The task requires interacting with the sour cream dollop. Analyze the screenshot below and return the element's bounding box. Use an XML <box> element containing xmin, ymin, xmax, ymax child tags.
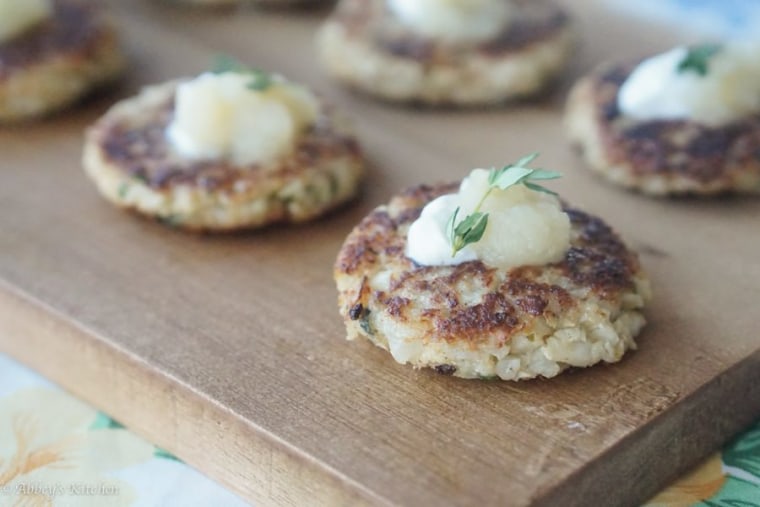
<box><xmin>406</xmin><ymin>169</ymin><xmax>571</xmax><ymax>270</ymax></box>
<box><xmin>618</xmin><ymin>43</ymin><xmax>760</xmax><ymax>126</ymax></box>
<box><xmin>386</xmin><ymin>0</ymin><xmax>513</xmax><ymax>44</ymax></box>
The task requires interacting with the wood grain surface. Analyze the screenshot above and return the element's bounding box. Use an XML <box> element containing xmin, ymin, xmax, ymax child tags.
<box><xmin>1</xmin><ymin>1</ymin><xmax>759</xmax><ymax>506</ymax></box>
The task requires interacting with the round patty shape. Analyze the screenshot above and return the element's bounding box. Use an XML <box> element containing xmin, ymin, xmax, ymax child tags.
<box><xmin>565</xmin><ymin>63</ymin><xmax>760</xmax><ymax>196</ymax></box>
<box><xmin>334</xmin><ymin>183</ymin><xmax>651</xmax><ymax>381</ymax></box>
<box><xmin>317</xmin><ymin>0</ymin><xmax>576</xmax><ymax>105</ymax></box>
<box><xmin>0</xmin><ymin>0</ymin><xmax>124</xmax><ymax>123</ymax></box>
<box><xmin>83</xmin><ymin>81</ymin><xmax>364</xmax><ymax>231</ymax></box>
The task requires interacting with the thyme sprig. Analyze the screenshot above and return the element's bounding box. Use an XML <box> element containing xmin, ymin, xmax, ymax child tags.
<box><xmin>677</xmin><ymin>43</ymin><xmax>722</xmax><ymax>77</ymax></box>
<box><xmin>211</xmin><ymin>55</ymin><xmax>273</xmax><ymax>91</ymax></box>
<box><xmin>447</xmin><ymin>153</ymin><xmax>562</xmax><ymax>257</ymax></box>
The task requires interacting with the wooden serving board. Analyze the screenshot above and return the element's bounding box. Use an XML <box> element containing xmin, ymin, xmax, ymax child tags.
<box><xmin>1</xmin><ymin>1</ymin><xmax>759</xmax><ymax>505</ymax></box>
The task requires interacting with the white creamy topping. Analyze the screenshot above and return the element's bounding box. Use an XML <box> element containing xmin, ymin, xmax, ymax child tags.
<box><xmin>0</xmin><ymin>0</ymin><xmax>52</xmax><ymax>44</ymax></box>
<box><xmin>166</xmin><ymin>72</ymin><xmax>319</xmax><ymax>167</ymax></box>
<box><xmin>618</xmin><ymin>43</ymin><xmax>760</xmax><ymax>126</ymax></box>
<box><xmin>406</xmin><ymin>194</ymin><xmax>479</xmax><ymax>266</ymax></box>
<box><xmin>406</xmin><ymin>169</ymin><xmax>571</xmax><ymax>270</ymax></box>
<box><xmin>386</xmin><ymin>0</ymin><xmax>512</xmax><ymax>44</ymax></box>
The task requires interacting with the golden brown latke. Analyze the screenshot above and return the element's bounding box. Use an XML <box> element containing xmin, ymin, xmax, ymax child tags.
<box><xmin>318</xmin><ymin>0</ymin><xmax>576</xmax><ymax>105</ymax></box>
<box><xmin>0</xmin><ymin>0</ymin><xmax>124</xmax><ymax>122</ymax></box>
<box><xmin>334</xmin><ymin>183</ymin><xmax>650</xmax><ymax>381</ymax></box>
<box><xmin>566</xmin><ymin>63</ymin><xmax>760</xmax><ymax>196</ymax></box>
<box><xmin>83</xmin><ymin>81</ymin><xmax>364</xmax><ymax>231</ymax></box>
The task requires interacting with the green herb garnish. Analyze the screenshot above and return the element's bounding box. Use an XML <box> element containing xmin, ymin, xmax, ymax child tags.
<box><xmin>677</xmin><ymin>43</ymin><xmax>722</xmax><ymax>77</ymax></box>
<box><xmin>447</xmin><ymin>153</ymin><xmax>562</xmax><ymax>257</ymax></box>
<box><xmin>211</xmin><ymin>55</ymin><xmax>273</xmax><ymax>91</ymax></box>
<box><xmin>117</xmin><ymin>182</ymin><xmax>129</xmax><ymax>199</ymax></box>
<box><xmin>359</xmin><ymin>309</ymin><xmax>374</xmax><ymax>336</ymax></box>
<box><xmin>158</xmin><ymin>213</ymin><xmax>183</xmax><ymax>228</ymax></box>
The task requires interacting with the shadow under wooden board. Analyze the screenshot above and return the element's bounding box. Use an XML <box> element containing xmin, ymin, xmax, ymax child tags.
<box><xmin>1</xmin><ymin>1</ymin><xmax>759</xmax><ymax>506</ymax></box>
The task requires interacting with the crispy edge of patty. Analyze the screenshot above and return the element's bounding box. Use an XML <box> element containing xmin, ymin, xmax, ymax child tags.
<box><xmin>83</xmin><ymin>80</ymin><xmax>364</xmax><ymax>231</ymax></box>
<box><xmin>317</xmin><ymin>0</ymin><xmax>576</xmax><ymax>105</ymax></box>
<box><xmin>334</xmin><ymin>182</ymin><xmax>651</xmax><ymax>380</ymax></box>
<box><xmin>565</xmin><ymin>64</ymin><xmax>760</xmax><ymax>196</ymax></box>
<box><xmin>0</xmin><ymin>0</ymin><xmax>125</xmax><ymax>123</ymax></box>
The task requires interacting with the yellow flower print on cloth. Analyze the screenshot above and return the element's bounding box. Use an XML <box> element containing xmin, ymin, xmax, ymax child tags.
<box><xmin>0</xmin><ymin>388</ymin><xmax>155</xmax><ymax>506</ymax></box>
<box><xmin>646</xmin><ymin>453</ymin><xmax>726</xmax><ymax>507</ymax></box>
<box><xmin>645</xmin><ymin>421</ymin><xmax>760</xmax><ymax>506</ymax></box>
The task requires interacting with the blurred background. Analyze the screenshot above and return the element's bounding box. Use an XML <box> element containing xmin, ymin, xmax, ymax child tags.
<box><xmin>608</xmin><ymin>0</ymin><xmax>760</xmax><ymax>39</ymax></box>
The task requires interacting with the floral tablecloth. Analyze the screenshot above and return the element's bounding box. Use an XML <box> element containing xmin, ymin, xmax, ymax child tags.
<box><xmin>0</xmin><ymin>354</ymin><xmax>248</xmax><ymax>507</ymax></box>
<box><xmin>0</xmin><ymin>353</ymin><xmax>758</xmax><ymax>506</ymax></box>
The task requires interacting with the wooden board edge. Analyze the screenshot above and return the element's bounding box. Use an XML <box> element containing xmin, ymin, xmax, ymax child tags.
<box><xmin>533</xmin><ymin>350</ymin><xmax>760</xmax><ymax>507</ymax></box>
<box><xmin>0</xmin><ymin>281</ymin><xmax>387</xmax><ymax>507</ymax></box>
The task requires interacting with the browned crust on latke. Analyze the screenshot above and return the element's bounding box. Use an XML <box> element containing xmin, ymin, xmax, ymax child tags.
<box><xmin>335</xmin><ymin>182</ymin><xmax>642</xmax><ymax>345</ymax></box>
<box><xmin>87</xmin><ymin>89</ymin><xmax>362</xmax><ymax>193</ymax></box>
<box><xmin>585</xmin><ymin>63</ymin><xmax>760</xmax><ymax>185</ymax></box>
<box><xmin>331</xmin><ymin>0</ymin><xmax>569</xmax><ymax>63</ymax></box>
<box><xmin>0</xmin><ymin>0</ymin><xmax>111</xmax><ymax>79</ymax></box>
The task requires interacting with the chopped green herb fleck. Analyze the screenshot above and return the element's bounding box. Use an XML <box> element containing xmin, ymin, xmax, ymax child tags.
<box><xmin>677</xmin><ymin>43</ymin><xmax>722</xmax><ymax>77</ymax></box>
<box><xmin>359</xmin><ymin>310</ymin><xmax>374</xmax><ymax>336</ymax></box>
<box><xmin>211</xmin><ymin>55</ymin><xmax>273</xmax><ymax>92</ymax></box>
<box><xmin>158</xmin><ymin>214</ymin><xmax>183</xmax><ymax>227</ymax></box>
<box><xmin>327</xmin><ymin>173</ymin><xmax>340</xmax><ymax>198</ymax></box>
